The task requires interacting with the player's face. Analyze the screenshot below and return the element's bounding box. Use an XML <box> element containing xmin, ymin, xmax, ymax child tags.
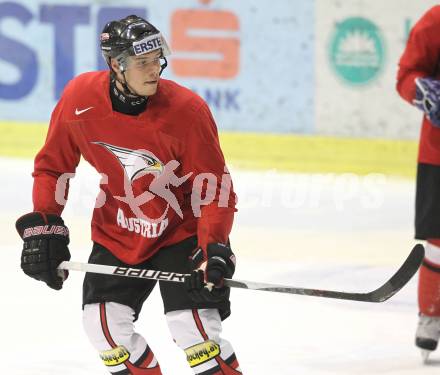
<box><xmin>126</xmin><ymin>50</ymin><xmax>162</xmax><ymax>96</ymax></box>
<box><xmin>120</xmin><ymin>50</ymin><xmax>163</xmax><ymax>96</ymax></box>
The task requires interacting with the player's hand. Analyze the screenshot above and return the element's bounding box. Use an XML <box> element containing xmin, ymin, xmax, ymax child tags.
<box><xmin>185</xmin><ymin>243</ymin><xmax>236</xmax><ymax>303</ymax></box>
<box><xmin>16</xmin><ymin>212</ymin><xmax>71</xmax><ymax>290</ymax></box>
<box><xmin>414</xmin><ymin>77</ymin><xmax>440</xmax><ymax>127</ymax></box>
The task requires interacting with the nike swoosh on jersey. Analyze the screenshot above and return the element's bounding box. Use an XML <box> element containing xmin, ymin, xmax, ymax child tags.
<box><xmin>75</xmin><ymin>106</ymin><xmax>94</xmax><ymax>115</ymax></box>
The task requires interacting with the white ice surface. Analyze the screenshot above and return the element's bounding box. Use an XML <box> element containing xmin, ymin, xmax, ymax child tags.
<box><xmin>1</xmin><ymin>157</ymin><xmax>438</xmax><ymax>374</ymax></box>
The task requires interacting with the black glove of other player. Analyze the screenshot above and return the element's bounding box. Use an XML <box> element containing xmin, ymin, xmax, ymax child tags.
<box><xmin>16</xmin><ymin>212</ymin><xmax>71</xmax><ymax>290</ymax></box>
<box><xmin>185</xmin><ymin>242</ymin><xmax>236</xmax><ymax>303</ymax></box>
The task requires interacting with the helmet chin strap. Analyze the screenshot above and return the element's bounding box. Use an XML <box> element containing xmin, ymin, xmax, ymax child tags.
<box><xmin>119</xmin><ymin>71</ymin><xmax>145</xmax><ymax>98</ymax></box>
<box><xmin>159</xmin><ymin>57</ymin><xmax>168</xmax><ymax>76</ymax></box>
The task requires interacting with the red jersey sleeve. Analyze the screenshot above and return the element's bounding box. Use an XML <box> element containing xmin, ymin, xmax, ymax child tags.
<box><xmin>181</xmin><ymin>102</ymin><xmax>237</xmax><ymax>251</ymax></box>
<box><xmin>32</xmin><ymin>96</ymin><xmax>81</xmax><ymax>215</ymax></box>
<box><xmin>397</xmin><ymin>6</ymin><xmax>440</xmax><ymax>103</ymax></box>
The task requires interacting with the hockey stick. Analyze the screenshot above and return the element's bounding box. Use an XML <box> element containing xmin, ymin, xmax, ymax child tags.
<box><xmin>58</xmin><ymin>244</ymin><xmax>424</xmax><ymax>303</ymax></box>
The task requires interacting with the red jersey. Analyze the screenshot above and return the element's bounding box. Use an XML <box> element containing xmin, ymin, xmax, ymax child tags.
<box><xmin>33</xmin><ymin>71</ymin><xmax>236</xmax><ymax>264</ymax></box>
<box><xmin>397</xmin><ymin>5</ymin><xmax>440</xmax><ymax>165</ymax></box>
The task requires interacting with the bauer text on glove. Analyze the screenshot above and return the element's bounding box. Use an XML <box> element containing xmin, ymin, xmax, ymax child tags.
<box><xmin>16</xmin><ymin>212</ymin><xmax>71</xmax><ymax>290</ymax></box>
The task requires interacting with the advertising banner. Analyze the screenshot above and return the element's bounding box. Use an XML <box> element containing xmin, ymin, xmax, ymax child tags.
<box><xmin>315</xmin><ymin>0</ymin><xmax>439</xmax><ymax>139</ymax></box>
<box><xmin>0</xmin><ymin>0</ymin><xmax>314</xmax><ymax>133</ymax></box>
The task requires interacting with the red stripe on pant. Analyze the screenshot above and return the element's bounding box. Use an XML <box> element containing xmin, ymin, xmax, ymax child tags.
<box><xmin>418</xmin><ymin>259</ymin><xmax>440</xmax><ymax>316</ymax></box>
<box><xmin>419</xmin><ymin>240</ymin><xmax>440</xmax><ymax>316</ymax></box>
<box><xmin>99</xmin><ymin>303</ymin><xmax>162</xmax><ymax>374</ymax></box>
<box><xmin>192</xmin><ymin>309</ymin><xmax>242</xmax><ymax>374</ymax></box>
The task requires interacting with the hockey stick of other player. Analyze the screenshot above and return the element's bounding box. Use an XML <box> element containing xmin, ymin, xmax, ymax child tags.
<box><xmin>58</xmin><ymin>244</ymin><xmax>424</xmax><ymax>303</ymax></box>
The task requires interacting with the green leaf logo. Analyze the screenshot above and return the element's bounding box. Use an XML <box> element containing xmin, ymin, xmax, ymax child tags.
<box><xmin>329</xmin><ymin>17</ymin><xmax>386</xmax><ymax>86</ymax></box>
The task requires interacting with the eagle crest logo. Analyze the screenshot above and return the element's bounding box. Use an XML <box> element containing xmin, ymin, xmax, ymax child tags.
<box><xmin>92</xmin><ymin>141</ymin><xmax>190</xmax><ymax>222</ymax></box>
<box><xmin>93</xmin><ymin>142</ymin><xmax>164</xmax><ymax>182</ymax></box>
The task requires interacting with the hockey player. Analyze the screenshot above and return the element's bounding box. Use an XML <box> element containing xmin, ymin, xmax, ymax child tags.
<box><xmin>397</xmin><ymin>5</ymin><xmax>440</xmax><ymax>362</ymax></box>
<box><xmin>15</xmin><ymin>15</ymin><xmax>243</xmax><ymax>374</ymax></box>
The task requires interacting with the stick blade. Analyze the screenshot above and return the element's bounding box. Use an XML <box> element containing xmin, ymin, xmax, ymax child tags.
<box><xmin>225</xmin><ymin>244</ymin><xmax>425</xmax><ymax>303</ymax></box>
<box><xmin>367</xmin><ymin>244</ymin><xmax>425</xmax><ymax>302</ymax></box>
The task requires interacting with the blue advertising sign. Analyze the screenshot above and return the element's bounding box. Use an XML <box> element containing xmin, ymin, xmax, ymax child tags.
<box><xmin>0</xmin><ymin>0</ymin><xmax>314</xmax><ymax>133</ymax></box>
